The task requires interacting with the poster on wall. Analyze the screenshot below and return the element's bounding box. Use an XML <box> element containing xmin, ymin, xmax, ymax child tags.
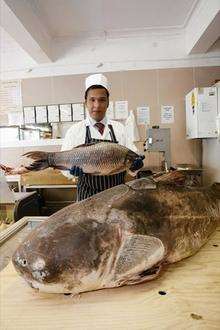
<box><xmin>137</xmin><ymin>106</ymin><xmax>150</xmax><ymax>125</ymax></box>
<box><xmin>114</xmin><ymin>101</ymin><xmax>128</xmax><ymax>119</ymax></box>
<box><xmin>48</xmin><ymin>105</ymin><xmax>60</xmax><ymax>122</ymax></box>
<box><xmin>35</xmin><ymin>105</ymin><xmax>48</xmax><ymax>123</ymax></box>
<box><xmin>161</xmin><ymin>105</ymin><xmax>174</xmax><ymax>124</ymax></box>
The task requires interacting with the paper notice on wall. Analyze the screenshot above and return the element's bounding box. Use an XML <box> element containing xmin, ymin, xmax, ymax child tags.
<box><xmin>161</xmin><ymin>106</ymin><xmax>174</xmax><ymax>124</ymax></box>
<box><xmin>107</xmin><ymin>101</ymin><xmax>114</xmax><ymax>119</ymax></box>
<box><xmin>24</xmin><ymin>106</ymin><xmax>35</xmax><ymax>124</ymax></box>
<box><xmin>137</xmin><ymin>106</ymin><xmax>150</xmax><ymax>125</ymax></box>
<box><xmin>35</xmin><ymin>105</ymin><xmax>47</xmax><ymax>123</ymax></box>
<box><xmin>115</xmin><ymin>101</ymin><xmax>128</xmax><ymax>119</ymax></box>
<box><xmin>60</xmin><ymin>104</ymin><xmax>72</xmax><ymax>122</ymax></box>
<box><xmin>0</xmin><ymin>80</ymin><xmax>22</xmax><ymax>114</ymax></box>
<box><xmin>48</xmin><ymin>105</ymin><xmax>60</xmax><ymax>122</ymax></box>
<box><xmin>72</xmin><ymin>103</ymin><xmax>85</xmax><ymax>121</ymax></box>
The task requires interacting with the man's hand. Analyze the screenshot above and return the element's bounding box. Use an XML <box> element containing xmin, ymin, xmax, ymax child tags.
<box><xmin>0</xmin><ymin>163</ymin><xmax>29</xmax><ymax>175</ymax></box>
<box><xmin>129</xmin><ymin>155</ymin><xmax>145</xmax><ymax>172</ymax></box>
<box><xmin>69</xmin><ymin>166</ymin><xmax>83</xmax><ymax>177</ymax></box>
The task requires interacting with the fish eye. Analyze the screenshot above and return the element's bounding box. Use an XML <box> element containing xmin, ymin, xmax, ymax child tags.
<box><xmin>21</xmin><ymin>259</ymin><xmax>27</xmax><ymax>267</ymax></box>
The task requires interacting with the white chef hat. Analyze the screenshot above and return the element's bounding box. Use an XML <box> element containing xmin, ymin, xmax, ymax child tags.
<box><xmin>85</xmin><ymin>73</ymin><xmax>110</xmax><ymax>92</ymax></box>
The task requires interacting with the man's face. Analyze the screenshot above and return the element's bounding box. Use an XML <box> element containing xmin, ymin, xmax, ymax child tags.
<box><xmin>85</xmin><ymin>88</ymin><xmax>109</xmax><ymax>122</ymax></box>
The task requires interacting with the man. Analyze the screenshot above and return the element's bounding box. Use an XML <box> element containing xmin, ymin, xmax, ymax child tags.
<box><xmin>61</xmin><ymin>73</ymin><xmax>143</xmax><ymax>201</ymax></box>
<box><xmin>0</xmin><ymin>74</ymin><xmax>144</xmax><ymax>200</ymax></box>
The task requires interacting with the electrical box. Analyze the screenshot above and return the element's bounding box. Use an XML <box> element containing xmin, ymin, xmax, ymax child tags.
<box><xmin>185</xmin><ymin>87</ymin><xmax>218</xmax><ymax>139</ymax></box>
<box><xmin>144</xmin><ymin>128</ymin><xmax>171</xmax><ymax>169</ymax></box>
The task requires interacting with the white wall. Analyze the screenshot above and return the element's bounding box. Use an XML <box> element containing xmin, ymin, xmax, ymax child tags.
<box><xmin>202</xmin><ymin>138</ymin><xmax>220</xmax><ymax>184</ymax></box>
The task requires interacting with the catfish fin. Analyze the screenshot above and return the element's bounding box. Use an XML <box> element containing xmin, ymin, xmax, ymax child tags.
<box><xmin>113</xmin><ymin>235</ymin><xmax>165</xmax><ymax>285</ymax></box>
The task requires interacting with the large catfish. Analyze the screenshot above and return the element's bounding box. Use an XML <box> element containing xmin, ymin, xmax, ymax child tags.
<box><xmin>12</xmin><ymin>179</ymin><xmax>220</xmax><ymax>295</ymax></box>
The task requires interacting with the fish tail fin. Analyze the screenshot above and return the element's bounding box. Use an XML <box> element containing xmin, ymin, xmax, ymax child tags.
<box><xmin>23</xmin><ymin>151</ymin><xmax>50</xmax><ymax>171</ymax></box>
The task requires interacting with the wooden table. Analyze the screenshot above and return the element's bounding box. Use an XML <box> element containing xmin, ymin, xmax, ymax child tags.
<box><xmin>0</xmin><ymin>227</ymin><xmax>220</xmax><ymax>330</ymax></box>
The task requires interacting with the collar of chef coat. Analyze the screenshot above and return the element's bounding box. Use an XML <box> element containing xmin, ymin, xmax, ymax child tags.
<box><xmin>85</xmin><ymin>115</ymin><xmax>111</xmax><ymax>139</ymax></box>
<box><xmin>85</xmin><ymin>115</ymin><xmax>107</xmax><ymax>127</ymax></box>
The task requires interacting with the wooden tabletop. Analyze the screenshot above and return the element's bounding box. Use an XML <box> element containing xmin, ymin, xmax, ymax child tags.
<box><xmin>0</xmin><ymin>228</ymin><xmax>220</xmax><ymax>330</ymax></box>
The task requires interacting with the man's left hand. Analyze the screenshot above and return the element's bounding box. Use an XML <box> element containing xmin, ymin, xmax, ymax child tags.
<box><xmin>129</xmin><ymin>155</ymin><xmax>145</xmax><ymax>172</ymax></box>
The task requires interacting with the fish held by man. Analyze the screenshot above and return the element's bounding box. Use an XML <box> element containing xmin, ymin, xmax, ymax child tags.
<box><xmin>3</xmin><ymin>142</ymin><xmax>144</xmax><ymax>176</ymax></box>
<box><xmin>12</xmin><ymin>178</ymin><xmax>220</xmax><ymax>295</ymax></box>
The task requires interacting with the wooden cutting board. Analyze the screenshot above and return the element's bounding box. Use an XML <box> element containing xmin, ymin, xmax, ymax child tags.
<box><xmin>1</xmin><ymin>229</ymin><xmax>220</xmax><ymax>330</ymax></box>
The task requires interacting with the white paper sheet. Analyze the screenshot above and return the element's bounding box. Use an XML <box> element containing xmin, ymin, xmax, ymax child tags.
<box><xmin>161</xmin><ymin>105</ymin><xmax>174</xmax><ymax>124</ymax></box>
<box><xmin>115</xmin><ymin>101</ymin><xmax>128</xmax><ymax>119</ymax></box>
<box><xmin>107</xmin><ymin>101</ymin><xmax>114</xmax><ymax>119</ymax></box>
<box><xmin>0</xmin><ymin>80</ymin><xmax>22</xmax><ymax>114</ymax></box>
<box><xmin>72</xmin><ymin>103</ymin><xmax>85</xmax><ymax>121</ymax></box>
<box><xmin>35</xmin><ymin>106</ymin><xmax>48</xmax><ymax>123</ymax></box>
<box><xmin>60</xmin><ymin>104</ymin><xmax>72</xmax><ymax>122</ymax></box>
<box><xmin>23</xmin><ymin>106</ymin><xmax>35</xmax><ymax>124</ymax></box>
<box><xmin>137</xmin><ymin>106</ymin><xmax>150</xmax><ymax>125</ymax></box>
<box><xmin>48</xmin><ymin>105</ymin><xmax>60</xmax><ymax>122</ymax></box>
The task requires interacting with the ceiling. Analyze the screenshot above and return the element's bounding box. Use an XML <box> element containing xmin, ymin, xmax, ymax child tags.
<box><xmin>29</xmin><ymin>0</ymin><xmax>197</xmax><ymax>37</ymax></box>
<box><xmin>0</xmin><ymin>0</ymin><xmax>219</xmax><ymax>79</ymax></box>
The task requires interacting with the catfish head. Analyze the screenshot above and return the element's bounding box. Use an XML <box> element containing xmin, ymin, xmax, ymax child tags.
<box><xmin>12</xmin><ymin>217</ymin><xmax>165</xmax><ymax>295</ymax></box>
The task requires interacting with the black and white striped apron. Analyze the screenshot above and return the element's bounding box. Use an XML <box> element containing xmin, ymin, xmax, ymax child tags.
<box><xmin>77</xmin><ymin>124</ymin><xmax>126</xmax><ymax>201</ymax></box>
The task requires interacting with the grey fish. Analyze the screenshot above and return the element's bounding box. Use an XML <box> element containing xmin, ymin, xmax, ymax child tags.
<box><xmin>23</xmin><ymin>141</ymin><xmax>142</xmax><ymax>175</ymax></box>
<box><xmin>12</xmin><ymin>179</ymin><xmax>220</xmax><ymax>295</ymax></box>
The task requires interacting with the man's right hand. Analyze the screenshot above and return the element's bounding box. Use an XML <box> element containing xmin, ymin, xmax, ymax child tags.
<box><xmin>0</xmin><ymin>163</ymin><xmax>29</xmax><ymax>175</ymax></box>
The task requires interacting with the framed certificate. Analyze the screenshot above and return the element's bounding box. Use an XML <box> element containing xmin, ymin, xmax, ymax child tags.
<box><xmin>23</xmin><ymin>106</ymin><xmax>35</xmax><ymax>124</ymax></box>
<box><xmin>60</xmin><ymin>104</ymin><xmax>72</xmax><ymax>122</ymax></box>
<box><xmin>35</xmin><ymin>105</ymin><xmax>48</xmax><ymax>123</ymax></box>
<box><xmin>48</xmin><ymin>105</ymin><xmax>60</xmax><ymax>122</ymax></box>
<box><xmin>72</xmin><ymin>103</ymin><xmax>85</xmax><ymax>121</ymax></box>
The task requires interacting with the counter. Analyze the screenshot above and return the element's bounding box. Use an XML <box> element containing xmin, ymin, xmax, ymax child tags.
<box><xmin>0</xmin><ymin>139</ymin><xmax>64</xmax><ymax>148</ymax></box>
<box><xmin>0</xmin><ymin>217</ymin><xmax>220</xmax><ymax>329</ymax></box>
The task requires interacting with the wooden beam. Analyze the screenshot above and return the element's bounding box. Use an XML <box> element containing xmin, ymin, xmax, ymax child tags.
<box><xmin>0</xmin><ymin>0</ymin><xmax>53</xmax><ymax>63</ymax></box>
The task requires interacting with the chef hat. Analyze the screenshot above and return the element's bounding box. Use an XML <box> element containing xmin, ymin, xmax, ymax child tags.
<box><xmin>85</xmin><ymin>73</ymin><xmax>110</xmax><ymax>92</ymax></box>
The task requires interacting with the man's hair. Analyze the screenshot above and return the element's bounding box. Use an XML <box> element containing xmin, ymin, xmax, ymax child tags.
<box><xmin>85</xmin><ymin>85</ymin><xmax>109</xmax><ymax>100</ymax></box>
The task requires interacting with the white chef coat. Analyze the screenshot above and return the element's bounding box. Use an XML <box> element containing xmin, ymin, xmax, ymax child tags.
<box><xmin>61</xmin><ymin>116</ymin><xmax>135</xmax><ymax>178</ymax></box>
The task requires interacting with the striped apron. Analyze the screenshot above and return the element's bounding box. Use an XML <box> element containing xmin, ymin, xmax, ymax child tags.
<box><xmin>77</xmin><ymin>124</ymin><xmax>126</xmax><ymax>201</ymax></box>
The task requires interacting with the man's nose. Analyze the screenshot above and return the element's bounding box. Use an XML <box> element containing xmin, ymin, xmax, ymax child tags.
<box><xmin>93</xmin><ymin>100</ymin><xmax>100</xmax><ymax>108</ymax></box>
